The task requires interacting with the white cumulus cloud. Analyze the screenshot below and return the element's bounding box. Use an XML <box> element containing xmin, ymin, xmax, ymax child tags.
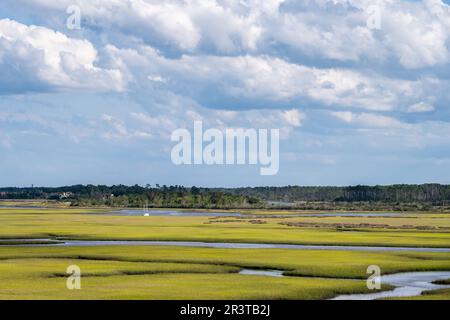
<box><xmin>0</xmin><ymin>19</ymin><xmax>125</xmax><ymax>94</ymax></box>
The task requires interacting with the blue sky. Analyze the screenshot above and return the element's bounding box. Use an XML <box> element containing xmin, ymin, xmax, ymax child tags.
<box><xmin>1</xmin><ymin>0</ymin><xmax>450</xmax><ymax>187</ymax></box>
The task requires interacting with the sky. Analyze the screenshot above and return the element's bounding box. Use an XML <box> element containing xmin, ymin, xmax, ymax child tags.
<box><xmin>1</xmin><ymin>0</ymin><xmax>450</xmax><ymax>187</ymax></box>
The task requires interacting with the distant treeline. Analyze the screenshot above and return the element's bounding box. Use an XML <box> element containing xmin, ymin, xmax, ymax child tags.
<box><xmin>0</xmin><ymin>185</ymin><xmax>262</xmax><ymax>209</ymax></box>
<box><xmin>216</xmin><ymin>184</ymin><xmax>450</xmax><ymax>203</ymax></box>
<box><xmin>1</xmin><ymin>184</ymin><xmax>450</xmax><ymax>209</ymax></box>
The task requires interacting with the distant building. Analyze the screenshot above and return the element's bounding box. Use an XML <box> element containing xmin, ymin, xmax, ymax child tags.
<box><xmin>102</xmin><ymin>194</ymin><xmax>115</xmax><ymax>200</ymax></box>
<box><xmin>59</xmin><ymin>192</ymin><xmax>73</xmax><ymax>199</ymax></box>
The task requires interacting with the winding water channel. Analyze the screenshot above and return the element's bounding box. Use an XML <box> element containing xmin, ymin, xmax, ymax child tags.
<box><xmin>2</xmin><ymin>207</ymin><xmax>449</xmax><ymax>299</ymax></box>
<box><xmin>238</xmin><ymin>269</ymin><xmax>450</xmax><ymax>300</ymax></box>
<box><xmin>3</xmin><ymin>239</ymin><xmax>450</xmax><ymax>252</ymax></box>
<box><xmin>2</xmin><ymin>238</ymin><xmax>450</xmax><ymax>299</ymax></box>
<box><xmin>237</xmin><ymin>269</ymin><xmax>450</xmax><ymax>299</ymax></box>
<box><xmin>332</xmin><ymin>271</ymin><xmax>450</xmax><ymax>300</ymax></box>
<box><xmin>106</xmin><ymin>209</ymin><xmax>403</xmax><ymax>218</ymax></box>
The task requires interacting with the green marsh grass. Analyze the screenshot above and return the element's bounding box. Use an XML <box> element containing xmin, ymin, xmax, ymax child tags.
<box><xmin>0</xmin><ymin>208</ymin><xmax>449</xmax><ymax>299</ymax></box>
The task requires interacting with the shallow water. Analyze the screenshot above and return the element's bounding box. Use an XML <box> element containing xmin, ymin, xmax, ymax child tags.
<box><xmin>239</xmin><ymin>269</ymin><xmax>284</xmax><ymax>277</ymax></box>
<box><xmin>0</xmin><ymin>238</ymin><xmax>53</xmax><ymax>242</ymax></box>
<box><xmin>5</xmin><ymin>239</ymin><xmax>450</xmax><ymax>252</ymax></box>
<box><xmin>0</xmin><ymin>206</ymin><xmax>47</xmax><ymax>209</ymax></box>
<box><xmin>0</xmin><ymin>206</ymin><xmax>405</xmax><ymax>218</ymax></box>
<box><xmin>108</xmin><ymin>209</ymin><xmax>242</xmax><ymax>217</ymax></box>
<box><xmin>332</xmin><ymin>271</ymin><xmax>450</xmax><ymax>300</ymax></box>
<box><xmin>104</xmin><ymin>209</ymin><xmax>402</xmax><ymax>218</ymax></box>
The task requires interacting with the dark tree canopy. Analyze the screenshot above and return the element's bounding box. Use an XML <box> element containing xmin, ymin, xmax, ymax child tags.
<box><xmin>1</xmin><ymin>184</ymin><xmax>449</xmax><ymax>210</ymax></box>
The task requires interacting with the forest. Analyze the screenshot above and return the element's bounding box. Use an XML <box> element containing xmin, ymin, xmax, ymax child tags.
<box><xmin>1</xmin><ymin>184</ymin><xmax>450</xmax><ymax>210</ymax></box>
